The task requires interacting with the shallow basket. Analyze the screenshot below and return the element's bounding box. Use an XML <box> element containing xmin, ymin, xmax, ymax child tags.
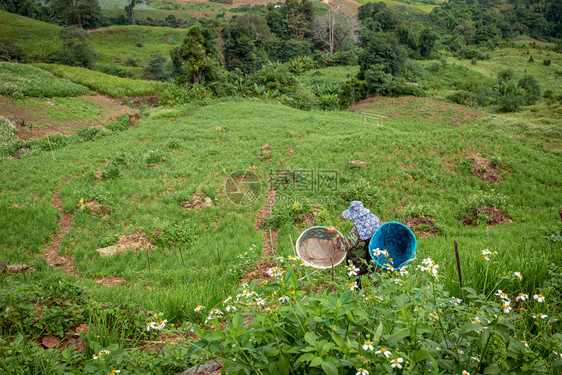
<box><xmin>296</xmin><ymin>226</ymin><xmax>346</xmax><ymax>269</ymax></box>
<box><xmin>368</xmin><ymin>221</ymin><xmax>417</xmax><ymax>271</ymax></box>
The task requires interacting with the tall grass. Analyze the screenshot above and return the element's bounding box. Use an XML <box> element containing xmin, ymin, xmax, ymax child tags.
<box><xmin>34</xmin><ymin>63</ymin><xmax>170</xmax><ymax>97</ymax></box>
<box><xmin>0</xmin><ymin>62</ymin><xmax>90</xmax><ymax>98</ymax></box>
<box><xmin>1</xmin><ymin>99</ymin><xmax>560</xmax><ymax>321</ymax></box>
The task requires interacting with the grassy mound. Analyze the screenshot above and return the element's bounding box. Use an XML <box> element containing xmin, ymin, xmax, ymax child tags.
<box><xmin>34</xmin><ymin>63</ymin><xmax>170</xmax><ymax>98</ymax></box>
<box><xmin>0</xmin><ymin>62</ymin><xmax>90</xmax><ymax>98</ymax></box>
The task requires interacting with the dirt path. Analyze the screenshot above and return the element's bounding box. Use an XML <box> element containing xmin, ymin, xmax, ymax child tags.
<box><xmin>255</xmin><ymin>184</ymin><xmax>277</xmax><ymax>257</ymax></box>
<box><xmin>43</xmin><ymin>183</ymin><xmax>77</xmax><ymax>275</ymax></box>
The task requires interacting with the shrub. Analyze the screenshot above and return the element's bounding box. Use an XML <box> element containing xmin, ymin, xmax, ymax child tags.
<box><xmin>76</xmin><ymin>127</ymin><xmax>101</xmax><ymax>142</ymax></box>
<box><xmin>455</xmin><ymin>75</ymin><xmax>482</xmax><ymax>92</ymax></box>
<box><xmin>518</xmin><ymin>75</ymin><xmax>541</xmax><ymax>105</ymax></box>
<box><xmin>338</xmin><ymin>77</ymin><xmax>367</xmax><ymax>107</ymax></box>
<box><xmin>286</xmin><ymin>56</ymin><xmax>317</xmax><ymax>75</ymax></box>
<box><xmin>318</xmin><ymin>94</ymin><xmax>340</xmax><ymax>111</ymax></box>
<box><xmin>101</xmin><ymin>64</ymin><xmax>133</xmax><ymax>79</ymax></box>
<box><xmin>497</xmin><ymin>92</ymin><xmax>526</xmax><ymax>112</ymax></box>
<box><xmin>542</xmin><ymin>59</ymin><xmax>551</xmax><ymax>66</ymax></box>
<box><xmin>144</xmin><ymin>149</ymin><xmax>166</xmax><ymax>164</ymax></box>
<box><xmin>159</xmin><ymin>84</ymin><xmax>214</xmax><ymax>106</ymax></box>
<box><xmin>497</xmin><ymin>69</ymin><xmax>515</xmax><ymax>83</ymax></box>
<box><xmin>58</xmin><ymin>27</ymin><xmax>96</xmax><ymax>69</ymax></box>
<box><xmin>475</xmin><ymin>87</ymin><xmax>495</xmax><ymax>107</ymax></box>
<box><xmin>143</xmin><ymin>54</ymin><xmax>171</xmax><ymax>82</ymax></box>
<box><xmin>386</xmin><ymin>78</ymin><xmax>425</xmax><ymax>97</ymax></box>
<box><xmin>105</xmin><ymin>115</ymin><xmax>131</xmax><ymax>132</ymax></box>
<box><xmin>0</xmin><ymin>116</ymin><xmax>18</xmax><ymax>159</ymax></box>
<box><xmin>404</xmin><ymin>59</ymin><xmax>424</xmax><ymax>82</ymax></box>
<box><xmin>280</xmin><ymin>86</ymin><xmax>317</xmax><ymax>111</ymax></box>
<box><xmin>364</xmin><ymin>64</ymin><xmax>392</xmax><ymax>95</ymax></box>
<box><xmin>428</xmin><ymin>62</ymin><xmax>441</xmax><ymax>72</ymax></box>
<box><xmin>447</xmin><ymin>91</ymin><xmax>475</xmax><ymax>106</ymax></box>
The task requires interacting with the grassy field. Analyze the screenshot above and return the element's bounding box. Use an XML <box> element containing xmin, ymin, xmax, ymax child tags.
<box><xmin>0</xmin><ymin>10</ymin><xmax>61</xmax><ymax>58</ymax></box>
<box><xmin>0</xmin><ymin>62</ymin><xmax>90</xmax><ymax>98</ymax></box>
<box><xmin>354</xmin><ymin>0</ymin><xmax>437</xmax><ymax>13</ymax></box>
<box><xmin>299</xmin><ymin>65</ymin><xmax>360</xmax><ymax>87</ymax></box>
<box><xmin>1</xmin><ymin>97</ymin><xmax>560</xmax><ymax>323</ymax></box>
<box><xmin>35</xmin><ymin>63</ymin><xmax>170</xmax><ymax>97</ymax></box>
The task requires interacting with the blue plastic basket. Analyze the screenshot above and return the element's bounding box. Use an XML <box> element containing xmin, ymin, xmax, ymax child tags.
<box><xmin>368</xmin><ymin>221</ymin><xmax>417</xmax><ymax>270</ymax></box>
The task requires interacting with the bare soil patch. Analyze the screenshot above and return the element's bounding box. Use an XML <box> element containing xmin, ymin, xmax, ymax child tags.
<box><xmin>44</xmin><ymin>188</ymin><xmax>77</xmax><ymax>274</ymax></box>
<box><xmin>255</xmin><ymin>185</ymin><xmax>277</xmax><ymax>257</ymax></box>
<box><xmin>0</xmin><ymin>95</ymin><xmax>138</xmax><ymax>140</ymax></box>
<box><xmin>96</xmin><ymin>231</ymin><xmax>155</xmax><ymax>257</ymax></box>
<box><xmin>94</xmin><ymin>277</ymin><xmax>125</xmax><ymax>286</ymax></box>
<box><xmin>241</xmin><ymin>259</ymin><xmax>276</xmax><ymax>283</ymax></box>
<box><xmin>405</xmin><ymin>216</ymin><xmax>440</xmax><ymax>239</ymax></box>
<box><xmin>464</xmin><ymin>207</ymin><xmax>513</xmax><ymax>226</ymax></box>
<box><xmin>469</xmin><ymin>156</ymin><xmax>501</xmax><ymax>184</ymax></box>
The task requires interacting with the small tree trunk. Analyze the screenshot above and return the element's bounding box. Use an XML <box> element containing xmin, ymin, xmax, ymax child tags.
<box><xmin>77</xmin><ymin>14</ymin><xmax>82</xmax><ymax>30</ymax></box>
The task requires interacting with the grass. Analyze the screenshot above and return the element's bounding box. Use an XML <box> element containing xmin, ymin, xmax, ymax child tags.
<box><xmin>354</xmin><ymin>0</ymin><xmax>438</xmax><ymax>14</ymax></box>
<box><xmin>298</xmin><ymin>66</ymin><xmax>360</xmax><ymax>87</ymax></box>
<box><xmin>34</xmin><ymin>63</ymin><xmax>170</xmax><ymax>97</ymax></box>
<box><xmin>0</xmin><ymin>62</ymin><xmax>90</xmax><ymax>98</ymax></box>
<box><xmin>450</xmin><ymin>48</ymin><xmax>562</xmax><ymax>95</ymax></box>
<box><xmin>1</xmin><ymin>98</ymin><xmax>560</xmax><ymax>322</ymax></box>
<box><xmin>0</xmin><ymin>10</ymin><xmax>61</xmax><ymax>58</ymax></box>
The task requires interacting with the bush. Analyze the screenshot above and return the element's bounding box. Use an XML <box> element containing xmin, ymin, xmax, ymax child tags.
<box><xmin>286</xmin><ymin>56</ymin><xmax>317</xmax><ymax>75</ymax></box>
<box><xmin>386</xmin><ymin>78</ymin><xmax>425</xmax><ymax>97</ymax></box>
<box><xmin>159</xmin><ymin>84</ymin><xmax>214</xmax><ymax>106</ymax></box>
<box><xmin>403</xmin><ymin>59</ymin><xmax>424</xmax><ymax>82</ymax></box>
<box><xmin>475</xmin><ymin>87</ymin><xmax>495</xmax><ymax>107</ymax></box>
<box><xmin>58</xmin><ymin>27</ymin><xmax>96</xmax><ymax>69</ymax></box>
<box><xmin>144</xmin><ymin>149</ymin><xmax>166</xmax><ymax>164</ymax></box>
<box><xmin>518</xmin><ymin>75</ymin><xmax>541</xmax><ymax>105</ymax></box>
<box><xmin>497</xmin><ymin>69</ymin><xmax>515</xmax><ymax>83</ymax></box>
<box><xmin>338</xmin><ymin>77</ymin><xmax>367</xmax><ymax>107</ymax></box>
<box><xmin>101</xmin><ymin>64</ymin><xmax>133</xmax><ymax>79</ymax></box>
<box><xmin>318</xmin><ymin>94</ymin><xmax>340</xmax><ymax>111</ymax></box>
<box><xmin>364</xmin><ymin>64</ymin><xmax>392</xmax><ymax>95</ymax></box>
<box><xmin>543</xmin><ymin>59</ymin><xmax>551</xmax><ymax>66</ymax></box>
<box><xmin>497</xmin><ymin>91</ymin><xmax>526</xmax><ymax>112</ymax></box>
<box><xmin>279</xmin><ymin>86</ymin><xmax>317</xmax><ymax>111</ymax></box>
<box><xmin>76</xmin><ymin>127</ymin><xmax>101</xmax><ymax>142</ymax></box>
<box><xmin>143</xmin><ymin>54</ymin><xmax>171</xmax><ymax>82</ymax></box>
<box><xmin>428</xmin><ymin>62</ymin><xmax>441</xmax><ymax>72</ymax></box>
<box><xmin>105</xmin><ymin>115</ymin><xmax>131</xmax><ymax>132</ymax></box>
<box><xmin>455</xmin><ymin>75</ymin><xmax>483</xmax><ymax>92</ymax></box>
<box><xmin>447</xmin><ymin>91</ymin><xmax>475</xmax><ymax>106</ymax></box>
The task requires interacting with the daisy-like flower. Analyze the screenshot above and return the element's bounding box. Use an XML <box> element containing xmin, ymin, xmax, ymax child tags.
<box><xmin>362</xmin><ymin>340</ymin><xmax>374</xmax><ymax>351</ymax></box>
<box><xmin>533</xmin><ymin>294</ymin><xmax>545</xmax><ymax>303</ymax></box>
<box><xmin>453</xmin><ymin>297</ymin><xmax>462</xmax><ymax>304</ymax></box>
<box><xmin>223</xmin><ymin>296</ymin><xmax>232</xmax><ymax>304</ymax></box>
<box><xmin>495</xmin><ymin>290</ymin><xmax>509</xmax><ymax>300</ymax></box>
<box><xmin>471</xmin><ymin>356</ymin><xmax>480</xmax><ymax>362</ymax></box>
<box><xmin>462</xmin><ymin>371</ymin><xmax>470</xmax><ymax>375</ymax></box>
<box><xmin>194</xmin><ymin>305</ymin><xmax>204</xmax><ymax>312</ymax></box>
<box><xmin>390</xmin><ymin>357</ymin><xmax>404</xmax><ymax>369</ymax></box>
<box><xmin>501</xmin><ymin>301</ymin><xmax>512</xmax><ymax>313</ymax></box>
<box><xmin>225</xmin><ymin>304</ymin><xmax>236</xmax><ymax>312</ymax></box>
<box><xmin>522</xmin><ymin>341</ymin><xmax>529</xmax><ymax>348</ymax></box>
<box><xmin>394</xmin><ymin>278</ymin><xmax>404</xmax><ymax>285</ymax></box>
<box><xmin>276</xmin><ymin>256</ymin><xmax>284</xmax><ymax>263</ymax></box>
<box><xmin>356</xmin><ymin>368</ymin><xmax>369</xmax><ymax>375</ymax></box>
<box><xmin>375</xmin><ymin>295</ymin><xmax>383</xmax><ymax>302</ymax></box>
<box><xmin>256</xmin><ymin>298</ymin><xmax>265</xmax><ymax>306</ymax></box>
<box><xmin>554</xmin><ymin>351</ymin><xmax>562</xmax><ymax>358</ymax></box>
<box><xmin>429</xmin><ymin>311</ymin><xmax>439</xmax><ymax>321</ymax></box>
<box><xmin>93</xmin><ymin>349</ymin><xmax>111</xmax><ymax>360</ymax></box>
<box><xmin>110</xmin><ymin>371</ymin><xmax>121</xmax><ymax>375</ymax></box>
<box><xmin>375</xmin><ymin>348</ymin><xmax>391</xmax><ymax>358</ymax></box>
<box><xmin>457</xmin><ymin>349</ymin><xmax>465</xmax><ymax>355</ymax></box>
<box><xmin>516</xmin><ymin>293</ymin><xmax>528</xmax><ymax>302</ymax></box>
<box><xmin>349</xmin><ymin>281</ymin><xmax>358</xmax><ymax>291</ymax></box>
<box><xmin>482</xmin><ymin>249</ymin><xmax>492</xmax><ymax>255</ymax></box>
<box><xmin>533</xmin><ymin>313</ymin><xmax>548</xmax><ymax>319</ymax></box>
<box><xmin>278</xmin><ymin>295</ymin><xmax>289</xmax><ymax>303</ymax></box>
<box><xmin>348</xmin><ymin>264</ymin><xmax>360</xmax><ymax>277</ymax></box>
<box><xmin>513</xmin><ymin>272</ymin><xmax>523</xmax><ymax>280</ymax></box>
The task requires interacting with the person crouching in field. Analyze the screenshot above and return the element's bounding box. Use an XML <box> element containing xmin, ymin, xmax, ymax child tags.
<box><xmin>326</xmin><ymin>201</ymin><xmax>381</xmax><ymax>288</ymax></box>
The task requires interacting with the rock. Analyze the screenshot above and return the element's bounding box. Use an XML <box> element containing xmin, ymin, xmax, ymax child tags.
<box><xmin>52</xmin><ymin>259</ymin><xmax>67</xmax><ymax>267</ymax></box>
<box><xmin>405</xmin><ymin>82</ymin><xmax>420</xmax><ymax>87</ymax></box>
<box><xmin>96</xmin><ymin>246</ymin><xmax>121</xmax><ymax>257</ymax></box>
<box><xmin>348</xmin><ymin>160</ymin><xmax>368</xmax><ymax>168</ymax></box>
<box><xmin>203</xmin><ymin>197</ymin><xmax>213</xmax><ymax>207</ymax></box>
<box><xmin>94</xmin><ymin>172</ymin><xmax>103</xmax><ymax>180</ymax></box>
<box><xmin>45</xmin><ymin>101</ymin><xmax>55</xmax><ymax>106</ymax></box>
<box><xmin>41</xmin><ymin>335</ymin><xmax>60</xmax><ymax>349</ymax></box>
<box><xmin>215</xmin><ymin>126</ymin><xmax>226</xmax><ymax>132</ymax></box>
<box><xmin>7</xmin><ymin>264</ymin><xmax>32</xmax><ymax>273</ymax></box>
<box><xmin>175</xmin><ymin>359</ymin><xmax>224</xmax><ymax>375</ymax></box>
<box><xmin>261</xmin><ymin>144</ymin><xmax>270</xmax><ymax>150</ymax></box>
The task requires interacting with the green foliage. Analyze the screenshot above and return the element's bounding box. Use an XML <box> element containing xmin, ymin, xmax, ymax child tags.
<box><xmin>364</xmin><ymin>64</ymin><xmax>392</xmax><ymax>94</ymax></box>
<box><xmin>35</xmin><ymin>63</ymin><xmax>170</xmax><ymax>98</ymax></box>
<box><xmin>340</xmin><ymin>178</ymin><xmax>377</xmax><ymax>205</ymax></box>
<box><xmin>192</xmin><ymin>259</ymin><xmax>561</xmax><ymax>375</ymax></box>
<box><xmin>58</xmin><ymin>27</ymin><xmax>96</xmax><ymax>69</ymax></box>
<box><xmin>386</xmin><ymin>78</ymin><xmax>425</xmax><ymax>97</ymax></box>
<box><xmin>0</xmin><ymin>62</ymin><xmax>89</xmax><ymax>98</ymax></box>
<box><xmin>286</xmin><ymin>55</ymin><xmax>317</xmax><ymax>75</ymax></box>
<box><xmin>447</xmin><ymin>91</ymin><xmax>475</xmax><ymax>107</ymax></box>
<box><xmin>159</xmin><ymin>83</ymin><xmax>214</xmax><ymax>106</ymax></box>
<box><xmin>104</xmin><ymin>115</ymin><xmax>131</xmax><ymax>132</ymax></box>
<box><xmin>418</xmin><ymin>27</ymin><xmax>437</xmax><ymax>58</ymax></box>
<box><xmin>76</xmin><ymin>127</ymin><xmax>101</xmax><ymax>142</ymax></box>
<box><xmin>359</xmin><ymin>33</ymin><xmax>406</xmax><ymax>78</ymax></box>
<box><xmin>143</xmin><ymin>149</ymin><xmax>165</xmax><ymax>164</ymax></box>
<box><xmin>338</xmin><ymin>77</ymin><xmax>367</xmax><ymax>107</ymax></box>
<box><xmin>143</xmin><ymin>53</ymin><xmax>171</xmax><ymax>81</ymax></box>
<box><xmin>518</xmin><ymin>75</ymin><xmax>541</xmax><ymax>105</ymax></box>
<box><xmin>495</xmin><ymin>82</ymin><xmax>526</xmax><ymax>112</ymax></box>
<box><xmin>0</xmin><ymin>116</ymin><xmax>18</xmax><ymax>159</ymax></box>
<box><xmin>497</xmin><ymin>69</ymin><xmax>515</xmax><ymax>83</ymax></box>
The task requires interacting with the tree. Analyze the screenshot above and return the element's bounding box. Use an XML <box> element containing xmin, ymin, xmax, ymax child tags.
<box><xmin>58</xmin><ymin>26</ymin><xmax>96</xmax><ymax>68</ymax></box>
<box><xmin>312</xmin><ymin>0</ymin><xmax>360</xmax><ymax>54</ymax></box>
<box><xmin>171</xmin><ymin>25</ymin><xmax>220</xmax><ymax>84</ymax></box>
<box><xmin>418</xmin><ymin>27</ymin><xmax>437</xmax><ymax>59</ymax></box>
<box><xmin>285</xmin><ymin>0</ymin><xmax>313</xmax><ymax>41</ymax></box>
<box><xmin>364</xmin><ymin>64</ymin><xmax>392</xmax><ymax>94</ymax></box>
<box><xmin>125</xmin><ymin>0</ymin><xmax>144</xmax><ymax>25</ymax></box>
<box><xmin>49</xmin><ymin>0</ymin><xmax>101</xmax><ymax>29</ymax></box>
<box><xmin>358</xmin><ymin>33</ymin><xmax>406</xmax><ymax>79</ymax></box>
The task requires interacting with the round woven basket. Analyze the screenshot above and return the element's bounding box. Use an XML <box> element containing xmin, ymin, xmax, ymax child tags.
<box><xmin>296</xmin><ymin>226</ymin><xmax>346</xmax><ymax>269</ymax></box>
<box><xmin>368</xmin><ymin>221</ymin><xmax>417</xmax><ymax>271</ymax></box>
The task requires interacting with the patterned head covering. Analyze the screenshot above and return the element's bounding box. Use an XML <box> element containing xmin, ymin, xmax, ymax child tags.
<box><xmin>342</xmin><ymin>201</ymin><xmax>381</xmax><ymax>240</ymax></box>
